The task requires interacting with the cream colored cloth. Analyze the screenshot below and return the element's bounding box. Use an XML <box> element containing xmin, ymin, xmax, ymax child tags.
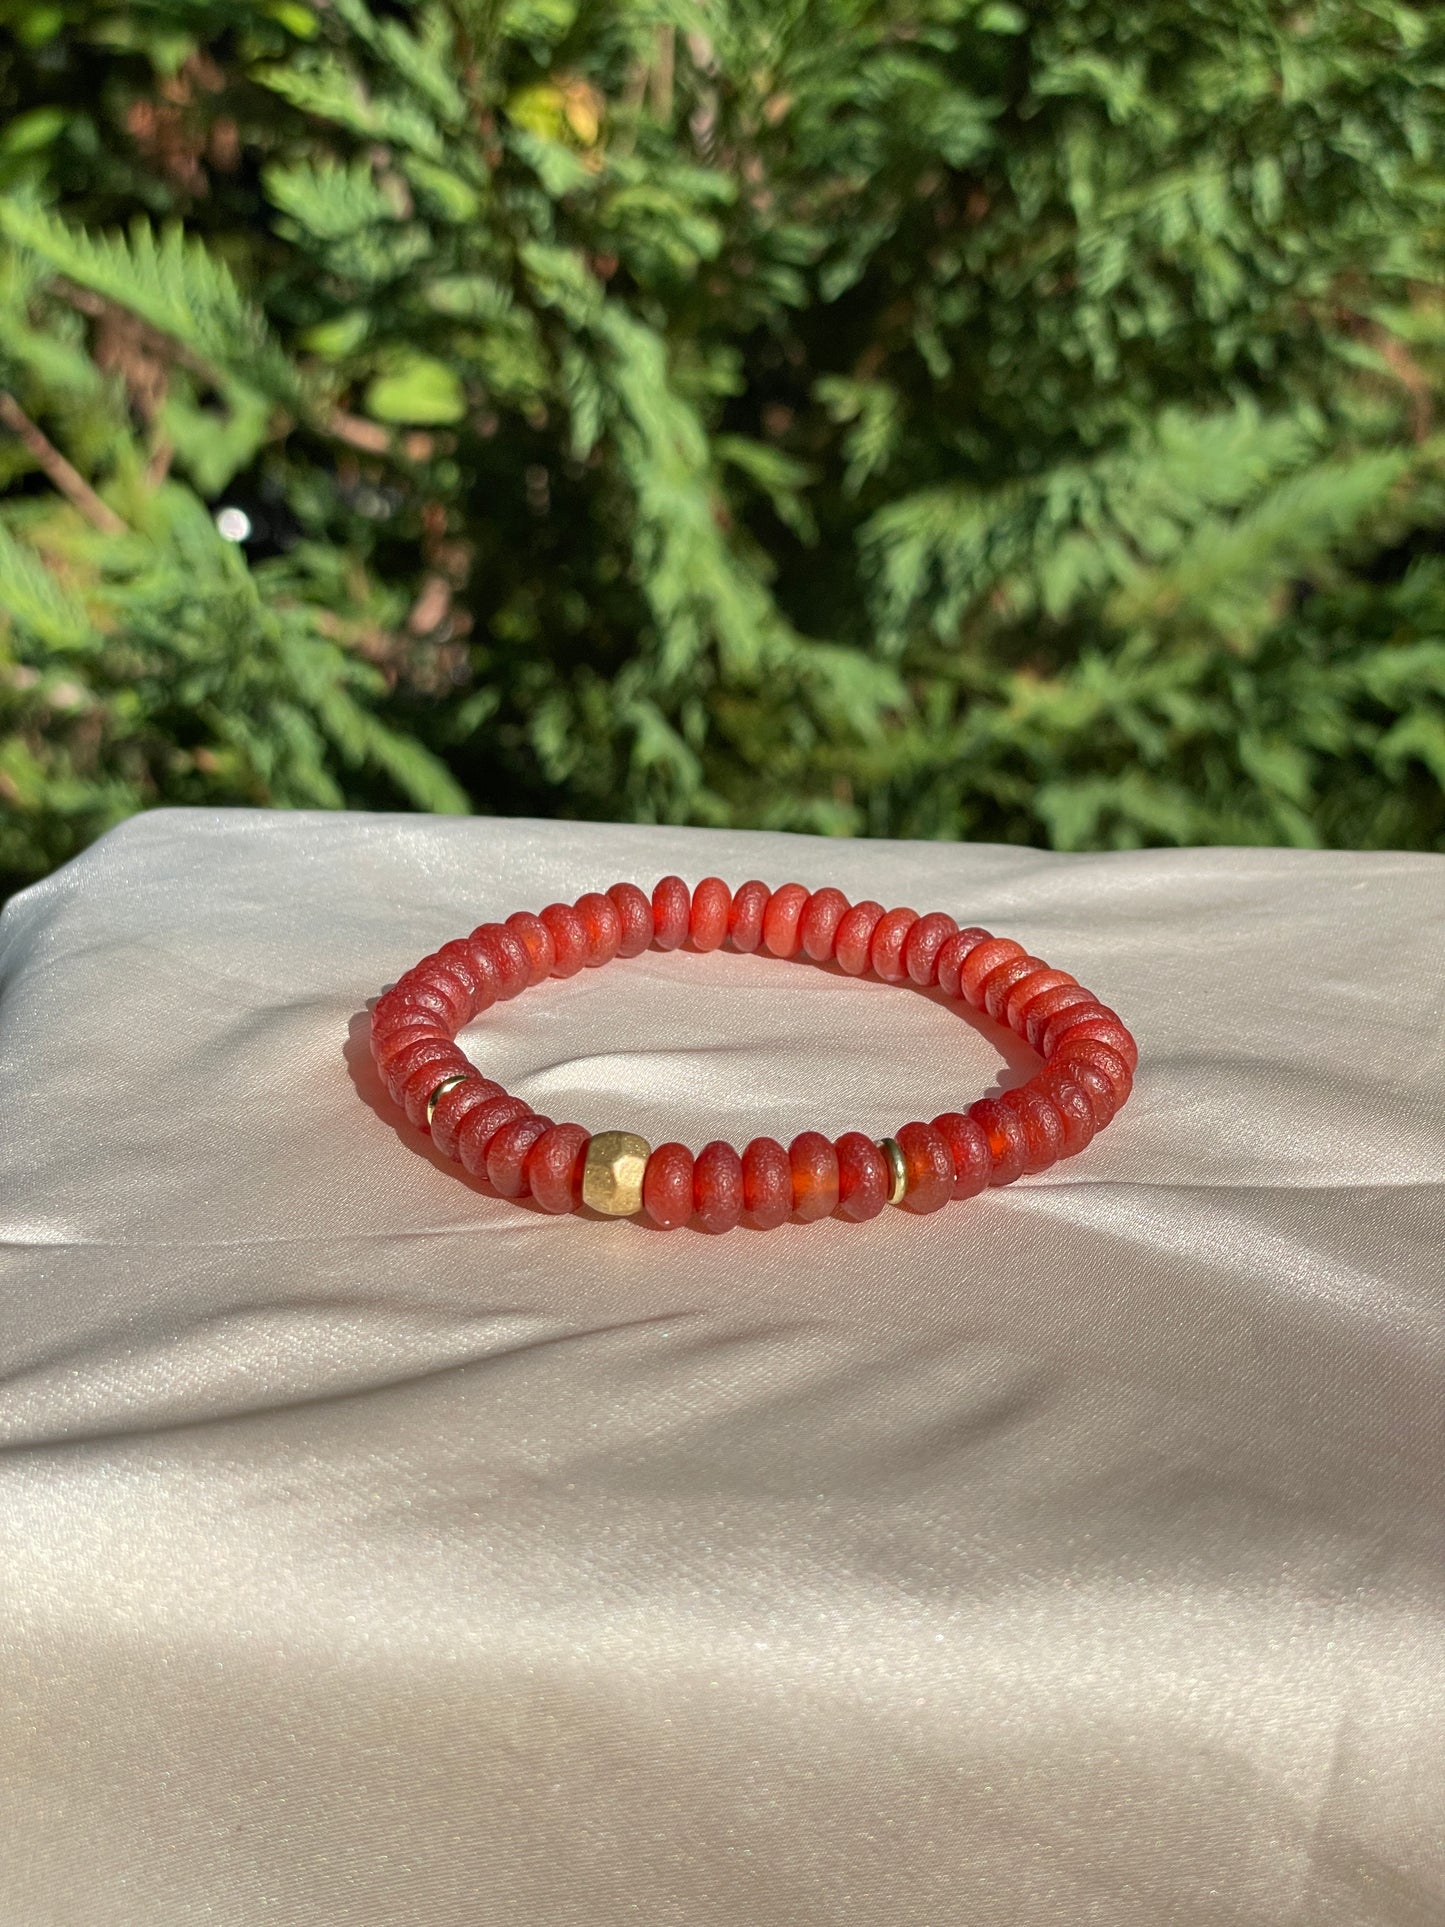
<box><xmin>0</xmin><ymin>808</ymin><xmax>1441</xmax><ymax>1926</ymax></box>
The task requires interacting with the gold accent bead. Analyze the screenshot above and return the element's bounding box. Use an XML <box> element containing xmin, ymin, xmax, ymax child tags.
<box><xmin>581</xmin><ymin>1130</ymin><xmax>652</xmax><ymax>1217</ymax></box>
<box><xmin>879</xmin><ymin>1136</ymin><xmax>908</xmax><ymax>1206</ymax></box>
<box><xmin>426</xmin><ymin>1072</ymin><xmax>474</xmax><ymax>1126</ymax></box>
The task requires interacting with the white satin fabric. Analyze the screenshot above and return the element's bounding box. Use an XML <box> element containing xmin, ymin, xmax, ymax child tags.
<box><xmin>0</xmin><ymin>808</ymin><xmax>1441</xmax><ymax>1925</ymax></box>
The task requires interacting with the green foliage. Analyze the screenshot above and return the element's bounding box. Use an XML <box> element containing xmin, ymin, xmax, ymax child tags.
<box><xmin>1</xmin><ymin>0</ymin><xmax>1444</xmax><ymax>889</ymax></box>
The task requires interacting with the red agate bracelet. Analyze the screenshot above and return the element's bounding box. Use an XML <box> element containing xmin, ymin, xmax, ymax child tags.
<box><xmin>368</xmin><ymin>876</ymin><xmax>1136</xmax><ymax>1231</ymax></box>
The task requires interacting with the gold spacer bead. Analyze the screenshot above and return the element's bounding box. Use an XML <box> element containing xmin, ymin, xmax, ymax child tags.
<box><xmin>580</xmin><ymin>1130</ymin><xmax>652</xmax><ymax>1217</ymax></box>
<box><xmin>878</xmin><ymin>1136</ymin><xmax>908</xmax><ymax>1206</ymax></box>
<box><xmin>426</xmin><ymin>1072</ymin><xmax>475</xmax><ymax>1127</ymax></box>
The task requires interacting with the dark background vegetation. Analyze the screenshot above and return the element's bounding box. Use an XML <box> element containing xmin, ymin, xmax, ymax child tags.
<box><xmin>1</xmin><ymin>0</ymin><xmax>1443</xmax><ymax>902</ymax></box>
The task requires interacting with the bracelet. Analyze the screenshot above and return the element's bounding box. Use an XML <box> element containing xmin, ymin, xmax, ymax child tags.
<box><xmin>367</xmin><ymin>876</ymin><xmax>1137</xmax><ymax>1231</ymax></box>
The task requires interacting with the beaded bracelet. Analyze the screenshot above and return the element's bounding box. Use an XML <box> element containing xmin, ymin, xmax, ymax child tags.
<box><xmin>368</xmin><ymin>876</ymin><xmax>1136</xmax><ymax>1231</ymax></box>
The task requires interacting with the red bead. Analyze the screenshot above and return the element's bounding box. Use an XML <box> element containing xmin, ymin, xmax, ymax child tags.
<box><xmin>788</xmin><ymin>1131</ymin><xmax>839</xmax><ymax>1220</ymax></box>
<box><xmin>1047</xmin><ymin>1056</ymin><xmax>1118</xmax><ymax>1129</ymax></box>
<box><xmin>935</xmin><ymin>927</ymin><xmax>993</xmax><ymax>999</ymax></box>
<box><xmin>1023</xmin><ymin>982</ymin><xmax>1096</xmax><ymax>1051</ymax></box>
<box><xmin>387</xmin><ymin>977</ymin><xmax>461</xmax><ymax>1028</ymax></box>
<box><xmin>574</xmin><ymin>890</ymin><xmax>623</xmax><ymax>967</ymax></box>
<box><xmin>895</xmin><ymin>1120</ymin><xmax>953</xmax><ymax>1214</ymax></box>
<box><xmin>981</xmin><ymin>954</ymin><xmax>1046</xmax><ymax>1024</ymax></box>
<box><xmin>835</xmin><ymin>1132</ymin><xmax>888</xmax><ymax>1221</ymax></box>
<box><xmin>435</xmin><ymin>940</ymin><xmax>493</xmax><ymax>1010</ymax></box>
<box><xmin>799</xmin><ymin>887</ymin><xmax>850</xmax><ymax>962</ymax></box>
<box><xmin>457</xmin><ymin>1094</ymin><xmax>534</xmax><ymax>1176</ymax></box>
<box><xmin>486</xmin><ymin>1112</ymin><xmax>554</xmax><ymax>1197</ymax></box>
<box><xmin>966</xmin><ymin>1096</ymin><xmax>1030</xmax><ymax>1186</ymax></box>
<box><xmin>689</xmin><ymin>877</ymin><xmax>732</xmax><ymax>952</ymax></box>
<box><xmin>370</xmin><ymin>989</ymin><xmax>444</xmax><ymax>1040</ymax></box>
<box><xmin>998</xmin><ymin>1086</ymin><xmax>1066</xmax><ymax>1173</ymax></box>
<box><xmin>763</xmin><ymin>883</ymin><xmax>810</xmax><ymax>959</ymax></box>
<box><xmin>526</xmin><ymin>1123</ymin><xmax>590</xmax><ymax>1213</ymax></box>
<box><xmin>401</xmin><ymin>1049</ymin><xmax>471</xmax><ymax>1128</ymax></box>
<box><xmin>931</xmin><ymin>1111</ymin><xmax>991</xmax><ymax>1199</ymax></box>
<box><xmin>651</xmin><ymin>876</ymin><xmax>691</xmax><ymax>950</ymax></box>
<box><xmin>833</xmin><ymin>900</ymin><xmax>885</xmax><ymax>976</ymax></box>
<box><xmin>693</xmin><ymin>1139</ymin><xmax>745</xmax><ymax>1233</ymax></box>
<box><xmin>1034</xmin><ymin>1071</ymin><xmax>1096</xmax><ymax>1157</ymax></box>
<box><xmin>607</xmin><ymin>882</ymin><xmax>654</xmax><ymax>958</ymax></box>
<box><xmin>1004</xmin><ymin>966</ymin><xmax>1074</xmax><ymax>1033</ymax></box>
<box><xmin>396</xmin><ymin>967</ymin><xmax>469</xmax><ymax>1028</ymax></box>
<box><xmin>1043</xmin><ymin>1006</ymin><xmax>1138</xmax><ymax>1071</ymax></box>
<box><xmin>741</xmin><ymin>1137</ymin><xmax>792</xmax><ymax>1228</ymax></box>
<box><xmin>468</xmin><ymin>924</ymin><xmax>531</xmax><ymax>1000</ymax></box>
<box><xmin>385</xmin><ymin>1034</ymin><xmax>463</xmax><ymax>1105</ymax></box>
<box><xmin>430</xmin><ymin>1075</ymin><xmax>505</xmax><ymax>1161</ymax></box>
<box><xmin>728</xmin><ymin>880</ymin><xmax>770</xmax><ymax>953</ymax></box>
<box><xmin>372</xmin><ymin>1013</ymin><xmax>446</xmax><ymax>1071</ymax></box>
<box><xmin>904</xmin><ymin>912</ymin><xmax>959</xmax><ymax>985</ymax></box>
<box><xmin>960</xmin><ymin>937</ymin><xmax>1026</xmax><ymax>1007</ymax></box>
<box><xmin>504</xmin><ymin>911</ymin><xmax>555</xmax><ymax>986</ymax></box>
<box><xmin>540</xmin><ymin>902</ymin><xmax>589</xmax><ymax>977</ymax></box>
<box><xmin>1055</xmin><ymin>1038</ymin><xmax>1133</xmax><ymax>1110</ymax></box>
<box><xmin>643</xmin><ymin>1142</ymin><xmax>695</xmax><ymax>1229</ymax></box>
<box><xmin>869</xmin><ymin>907</ymin><xmax>919</xmax><ymax>983</ymax></box>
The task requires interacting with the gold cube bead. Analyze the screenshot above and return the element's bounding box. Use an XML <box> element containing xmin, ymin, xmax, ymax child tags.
<box><xmin>878</xmin><ymin>1136</ymin><xmax>908</xmax><ymax>1206</ymax></box>
<box><xmin>581</xmin><ymin>1130</ymin><xmax>652</xmax><ymax>1217</ymax></box>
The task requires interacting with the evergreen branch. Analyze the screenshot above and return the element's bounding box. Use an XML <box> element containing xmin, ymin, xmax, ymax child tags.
<box><xmin>0</xmin><ymin>391</ymin><xmax>126</xmax><ymax>534</ymax></box>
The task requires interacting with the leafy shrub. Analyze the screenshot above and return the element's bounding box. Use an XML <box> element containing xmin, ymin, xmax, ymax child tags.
<box><xmin>1</xmin><ymin>0</ymin><xmax>1443</xmax><ymax>893</ymax></box>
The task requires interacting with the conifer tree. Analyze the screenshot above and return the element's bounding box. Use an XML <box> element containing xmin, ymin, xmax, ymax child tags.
<box><xmin>1</xmin><ymin>0</ymin><xmax>1442</xmax><ymax>892</ymax></box>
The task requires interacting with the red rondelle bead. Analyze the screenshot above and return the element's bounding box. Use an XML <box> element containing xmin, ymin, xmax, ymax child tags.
<box><xmin>1055</xmin><ymin>1038</ymin><xmax>1133</xmax><ymax>1108</ymax></box>
<box><xmin>1035</xmin><ymin>1071</ymin><xmax>1097</xmax><ymax>1157</ymax></box>
<box><xmin>763</xmin><ymin>883</ymin><xmax>811</xmax><ymax>959</ymax></box>
<box><xmin>982</xmin><ymin>955</ymin><xmax>1048</xmax><ymax>1025</ymax></box>
<box><xmin>539</xmin><ymin>902</ymin><xmax>589</xmax><ymax>978</ymax></box>
<box><xmin>799</xmin><ymin>887</ymin><xmax>850</xmax><ymax>962</ymax></box>
<box><xmin>1024</xmin><ymin>982</ymin><xmax>1097</xmax><ymax>1052</ymax></box>
<box><xmin>1004</xmin><ymin>966</ymin><xmax>1075</xmax><ymax>1033</ymax></box>
<box><xmin>833</xmin><ymin>900</ymin><xmax>885</xmax><ymax>977</ymax></box>
<box><xmin>741</xmin><ymin>1137</ymin><xmax>792</xmax><ymax>1228</ymax></box>
<box><xmin>385</xmin><ymin>1034</ymin><xmax>463</xmax><ymax>1106</ymax></box>
<box><xmin>835</xmin><ymin>1132</ymin><xmax>888</xmax><ymax>1221</ymax></box>
<box><xmin>960</xmin><ymin>938</ymin><xmax>1026</xmax><ymax>1007</ymax></box>
<box><xmin>486</xmin><ymin>1112</ymin><xmax>555</xmax><ymax>1197</ymax></box>
<box><xmin>788</xmin><ymin>1130</ymin><xmax>839</xmax><ymax>1220</ymax></box>
<box><xmin>651</xmin><ymin>876</ymin><xmax>691</xmax><ymax>951</ymax></box>
<box><xmin>526</xmin><ymin>1124</ymin><xmax>591</xmax><ymax>1213</ymax></box>
<box><xmin>607</xmin><ymin>882</ymin><xmax>654</xmax><ymax>958</ymax></box>
<box><xmin>504</xmin><ymin>911</ymin><xmax>555</xmax><ymax>986</ymax></box>
<box><xmin>430</xmin><ymin>1076</ymin><xmax>505</xmax><ymax>1162</ymax></box>
<box><xmin>401</xmin><ymin>1050</ymin><xmax>471</xmax><ymax>1129</ymax></box>
<box><xmin>468</xmin><ymin>924</ymin><xmax>531</xmax><ymax>1000</ymax></box>
<box><xmin>689</xmin><ymin>877</ymin><xmax>732</xmax><ymax>952</ymax></box>
<box><xmin>999</xmin><ymin>1086</ymin><xmax>1067</xmax><ymax>1173</ymax></box>
<box><xmin>966</xmin><ymin>1096</ymin><xmax>1030</xmax><ymax>1186</ymax></box>
<box><xmin>869</xmin><ymin>907</ymin><xmax>920</xmax><ymax>983</ymax></box>
<box><xmin>574</xmin><ymin>890</ymin><xmax>623</xmax><ymax>967</ymax></box>
<box><xmin>643</xmin><ymin>1141</ymin><xmax>695</xmax><ymax>1229</ymax></box>
<box><xmin>693</xmin><ymin>1139</ymin><xmax>745</xmax><ymax>1233</ymax></box>
<box><xmin>931</xmin><ymin>1111</ymin><xmax>992</xmax><ymax>1199</ymax></box>
<box><xmin>1047</xmin><ymin>1055</ymin><xmax>1118</xmax><ymax>1129</ymax></box>
<box><xmin>457</xmin><ymin>1094</ymin><xmax>535</xmax><ymax>1177</ymax></box>
<box><xmin>895</xmin><ymin>1120</ymin><xmax>954</xmax><ymax>1214</ymax></box>
<box><xmin>904</xmin><ymin>912</ymin><xmax>959</xmax><ymax>986</ymax></box>
<box><xmin>935</xmin><ymin>927</ymin><xmax>993</xmax><ymax>999</ymax></box>
<box><xmin>728</xmin><ymin>880</ymin><xmax>770</xmax><ymax>954</ymax></box>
